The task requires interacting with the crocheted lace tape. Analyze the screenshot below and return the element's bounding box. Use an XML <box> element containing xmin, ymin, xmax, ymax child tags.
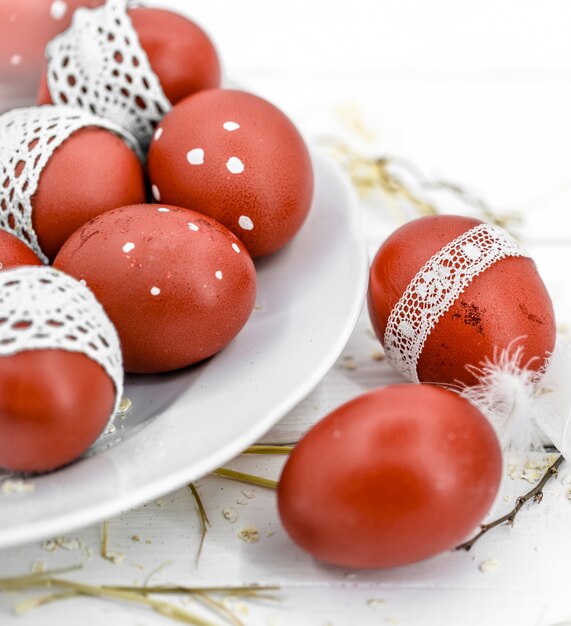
<box><xmin>0</xmin><ymin>266</ymin><xmax>124</xmax><ymax>423</ymax></box>
<box><xmin>0</xmin><ymin>104</ymin><xmax>141</xmax><ymax>264</ymax></box>
<box><xmin>45</xmin><ymin>0</ymin><xmax>171</xmax><ymax>149</ymax></box>
<box><xmin>383</xmin><ymin>223</ymin><xmax>528</xmax><ymax>383</ymax></box>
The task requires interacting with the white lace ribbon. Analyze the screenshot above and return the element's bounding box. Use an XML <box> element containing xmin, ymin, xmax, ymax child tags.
<box><xmin>0</xmin><ymin>105</ymin><xmax>140</xmax><ymax>264</ymax></box>
<box><xmin>383</xmin><ymin>223</ymin><xmax>527</xmax><ymax>382</ymax></box>
<box><xmin>45</xmin><ymin>0</ymin><xmax>172</xmax><ymax>149</ymax></box>
<box><xmin>0</xmin><ymin>266</ymin><xmax>123</xmax><ymax>421</ymax></box>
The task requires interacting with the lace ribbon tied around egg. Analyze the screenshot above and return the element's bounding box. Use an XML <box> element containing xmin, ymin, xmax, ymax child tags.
<box><xmin>0</xmin><ymin>266</ymin><xmax>124</xmax><ymax>420</ymax></box>
<box><xmin>0</xmin><ymin>105</ymin><xmax>140</xmax><ymax>263</ymax></box>
<box><xmin>384</xmin><ymin>224</ymin><xmax>527</xmax><ymax>383</ymax></box>
<box><xmin>45</xmin><ymin>0</ymin><xmax>172</xmax><ymax>148</ymax></box>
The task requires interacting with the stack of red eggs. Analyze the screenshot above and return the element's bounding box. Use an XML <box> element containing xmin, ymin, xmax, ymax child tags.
<box><xmin>0</xmin><ymin>0</ymin><xmax>314</xmax><ymax>473</ymax></box>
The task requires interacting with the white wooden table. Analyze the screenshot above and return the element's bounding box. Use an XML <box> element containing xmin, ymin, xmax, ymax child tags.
<box><xmin>2</xmin><ymin>1</ymin><xmax>571</xmax><ymax>624</ymax></box>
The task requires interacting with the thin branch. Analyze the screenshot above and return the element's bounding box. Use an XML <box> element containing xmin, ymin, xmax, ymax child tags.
<box><xmin>188</xmin><ymin>483</ymin><xmax>210</xmax><ymax>565</ymax></box>
<box><xmin>456</xmin><ymin>454</ymin><xmax>565</xmax><ymax>551</ymax></box>
<box><xmin>242</xmin><ymin>445</ymin><xmax>294</xmax><ymax>455</ymax></box>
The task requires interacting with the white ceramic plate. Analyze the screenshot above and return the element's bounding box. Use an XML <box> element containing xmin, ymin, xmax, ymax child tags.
<box><xmin>0</xmin><ymin>150</ymin><xmax>368</xmax><ymax>548</ymax></box>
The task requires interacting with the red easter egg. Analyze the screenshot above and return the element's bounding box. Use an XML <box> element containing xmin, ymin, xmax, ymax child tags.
<box><xmin>278</xmin><ymin>384</ymin><xmax>502</xmax><ymax>569</ymax></box>
<box><xmin>0</xmin><ymin>349</ymin><xmax>115</xmax><ymax>472</ymax></box>
<box><xmin>147</xmin><ymin>89</ymin><xmax>314</xmax><ymax>257</ymax></box>
<box><xmin>1</xmin><ymin>0</ymin><xmax>102</xmax><ymax>101</ymax></box>
<box><xmin>368</xmin><ymin>215</ymin><xmax>556</xmax><ymax>387</ymax></box>
<box><xmin>30</xmin><ymin>126</ymin><xmax>146</xmax><ymax>261</ymax></box>
<box><xmin>54</xmin><ymin>204</ymin><xmax>257</xmax><ymax>373</ymax></box>
<box><xmin>37</xmin><ymin>6</ymin><xmax>220</xmax><ymax>106</ymax></box>
<box><xmin>0</xmin><ymin>230</ymin><xmax>43</xmax><ymax>269</ymax></box>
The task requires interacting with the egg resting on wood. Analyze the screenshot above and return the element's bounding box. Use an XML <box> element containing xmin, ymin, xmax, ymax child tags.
<box><xmin>54</xmin><ymin>204</ymin><xmax>257</xmax><ymax>374</ymax></box>
<box><xmin>147</xmin><ymin>89</ymin><xmax>314</xmax><ymax>257</ymax></box>
<box><xmin>367</xmin><ymin>215</ymin><xmax>556</xmax><ymax>387</ymax></box>
<box><xmin>278</xmin><ymin>384</ymin><xmax>502</xmax><ymax>569</ymax></box>
<box><xmin>0</xmin><ymin>266</ymin><xmax>123</xmax><ymax>473</ymax></box>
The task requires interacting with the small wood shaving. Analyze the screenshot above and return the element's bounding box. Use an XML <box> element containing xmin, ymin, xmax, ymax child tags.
<box><xmin>236</xmin><ymin>498</ymin><xmax>248</xmax><ymax>506</ymax></box>
<box><xmin>237</xmin><ymin>526</ymin><xmax>260</xmax><ymax>544</ymax></box>
<box><xmin>154</xmin><ymin>498</ymin><xmax>165</xmax><ymax>507</ymax></box>
<box><xmin>117</xmin><ymin>397</ymin><xmax>132</xmax><ymax>416</ymax></box>
<box><xmin>41</xmin><ymin>540</ymin><xmax>57</xmax><ymax>552</ymax></box>
<box><xmin>131</xmin><ymin>534</ymin><xmax>141</xmax><ymax>542</ymax></box>
<box><xmin>222</xmin><ymin>508</ymin><xmax>239</xmax><ymax>524</ymax></box>
<box><xmin>371</xmin><ymin>350</ymin><xmax>385</xmax><ymax>361</ymax></box>
<box><xmin>254</xmin><ymin>302</ymin><xmax>266</xmax><ymax>312</ymax></box>
<box><xmin>42</xmin><ymin>537</ymin><xmax>82</xmax><ymax>552</ymax></box>
<box><xmin>339</xmin><ymin>356</ymin><xmax>357</xmax><ymax>371</ymax></box>
<box><xmin>241</xmin><ymin>489</ymin><xmax>255</xmax><ymax>499</ymax></box>
<box><xmin>106</xmin><ymin>552</ymin><xmax>125</xmax><ymax>565</ymax></box>
<box><xmin>367</xmin><ymin>598</ymin><xmax>386</xmax><ymax>607</ymax></box>
<box><xmin>478</xmin><ymin>558</ymin><xmax>500</xmax><ymax>573</ymax></box>
<box><xmin>31</xmin><ymin>560</ymin><xmax>46</xmax><ymax>574</ymax></box>
<box><xmin>104</xmin><ymin>423</ymin><xmax>117</xmax><ymax>435</ymax></box>
<box><xmin>566</xmin><ymin>488</ymin><xmax>571</xmax><ymax>501</ymax></box>
<box><xmin>1</xmin><ymin>479</ymin><xmax>35</xmax><ymax>495</ymax></box>
<box><xmin>386</xmin><ymin>618</ymin><xmax>399</xmax><ymax>625</ymax></box>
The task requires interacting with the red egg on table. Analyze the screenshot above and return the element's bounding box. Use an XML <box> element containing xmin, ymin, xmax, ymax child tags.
<box><xmin>54</xmin><ymin>204</ymin><xmax>257</xmax><ymax>374</ymax></box>
<box><xmin>0</xmin><ymin>230</ymin><xmax>42</xmax><ymax>269</ymax></box>
<box><xmin>0</xmin><ymin>266</ymin><xmax>123</xmax><ymax>473</ymax></box>
<box><xmin>0</xmin><ymin>106</ymin><xmax>146</xmax><ymax>263</ymax></box>
<box><xmin>148</xmin><ymin>89</ymin><xmax>314</xmax><ymax>257</ymax></box>
<box><xmin>0</xmin><ymin>0</ymin><xmax>102</xmax><ymax>105</ymax></box>
<box><xmin>368</xmin><ymin>215</ymin><xmax>556</xmax><ymax>387</ymax></box>
<box><xmin>278</xmin><ymin>384</ymin><xmax>502</xmax><ymax>569</ymax></box>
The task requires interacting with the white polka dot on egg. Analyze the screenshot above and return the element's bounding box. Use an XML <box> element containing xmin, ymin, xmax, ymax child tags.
<box><xmin>232</xmin><ymin>243</ymin><xmax>240</xmax><ymax>253</ymax></box>
<box><xmin>158</xmin><ymin>207</ymin><xmax>170</xmax><ymax>213</ymax></box>
<box><xmin>187</xmin><ymin>148</ymin><xmax>205</xmax><ymax>166</ymax></box>
<box><xmin>10</xmin><ymin>54</ymin><xmax>22</xmax><ymax>66</ymax></box>
<box><xmin>238</xmin><ymin>215</ymin><xmax>254</xmax><ymax>231</ymax></box>
<box><xmin>154</xmin><ymin>127</ymin><xmax>163</xmax><ymax>141</ymax></box>
<box><xmin>215</xmin><ymin>271</ymin><xmax>223</xmax><ymax>280</ymax></box>
<box><xmin>50</xmin><ymin>0</ymin><xmax>68</xmax><ymax>20</ymax></box>
<box><xmin>226</xmin><ymin>157</ymin><xmax>244</xmax><ymax>175</ymax></box>
<box><xmin>122</xmin><ymin>242</ymin><xmax>135</xmax><ymax>253</ymax></box>
<box><xmin>223</xmin><ymin>121</ymin><xmax>240</xmax><ymax>132</ymax></box>
<box><xmin>188</xmin><ymin>222</ymin><xmax>199</xmax><ymax>232</ymax></box>
<box><xmin>150</xmin><ymin>286</ymin><xmax>161</xmax><ymax>296</ymax></box>
<box><xmin>152</xmin><ymin>185</ymin><xmax>161</xmax><ymax>201</ymax></box>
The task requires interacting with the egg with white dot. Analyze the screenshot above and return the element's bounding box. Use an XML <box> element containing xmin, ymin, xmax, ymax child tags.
<box><xmin>148</xmin><ymin>89</ymin><xmax>314</xmax><ymax>257</ymax></box>
<box><xmin>54</xmin><ymin>204</ymin><xmax>257</xmax><ymax>374</ymax></box>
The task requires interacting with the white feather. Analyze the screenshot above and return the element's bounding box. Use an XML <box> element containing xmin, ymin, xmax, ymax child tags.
<box><xmin>458</xmin><ymin>338</ymin><xmax>571</xmax><ymax>459</ymax></box>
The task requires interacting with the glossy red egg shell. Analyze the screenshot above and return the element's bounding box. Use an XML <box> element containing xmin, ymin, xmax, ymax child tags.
<box><xmin>37</xmin><ymin>6</ymin><xmax>220</xmax><ymax>106</ymax></box>
<box><xmin>278</xmin><ymin>384</ymin><xmax>502</xmax><ymax>569</ymax></box>
<box><xmin>0</xmin><ymin>349</ymin><xmax>115</xmax><ymax>473</ymax></box>
<box><xmin>147</xmin><ymin>89</ymin><xmax>314</xmax><ymax>257</ymax></box>
<box><xmin>54</xmin><ymin>204</ymin><xmax>257</xmax><ymax>373</ymax></box>
<box><xmin>368</xmin><ymin>215</ymin><xmax>556</xmax><ymax>386</ymax></box>
<box><xmin>1</xmin><ymin>0</ymin><xmax>103</xmax><ymax>100</ymax></box>
<box><xmin>0</xmin><ymin>230</ymin><xmax>43</xmax><ymax>269</ymax></box>
<box><xmin>31</xmin><ymin>126</ymin><xmax>146</xmax><ymax>262</ymax></box>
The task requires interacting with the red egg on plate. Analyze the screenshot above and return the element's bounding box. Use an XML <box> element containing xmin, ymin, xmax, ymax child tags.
<box><xmin>278</xmin><ymin>384</ymin><xmax>502</xmax><ymax>569</ymax></box>
<box><xmin>54</xmin><ymin>204</ymin><xmax>257</xmax><ymax>373</ymax></box>
<box><xmin>0</xmin><ymin>230</ymin><xmax>42</xmax><ymax>269</ymax></box>
<box><xmin>368</xmin><ymin>215</ymin><xmax>556</xmax><ymax>387</ymax></box>
<box><xmin>37</xmin><ymin>6</ymin><xmax>221</xmax><ymax>108</ymax></box>
<box><xmin>0</xmin><ymin>266</ymin><xmax>122</xmax><ymax>473</ymax></box>
<box><xmin>148</xmin><ymin>89</ymin><xmax>314</xmax><ymax>257</ymax></box>
<box><xmin>0</xmin><ymin>106</ymin><xmax>146</xmax><ymax>263</ymax></box>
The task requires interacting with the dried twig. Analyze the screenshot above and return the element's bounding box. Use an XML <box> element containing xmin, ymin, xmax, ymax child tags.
<box><xmin>188</xmin><ymin>483</ymin><xmax>210</xmax><ymax>565</ymax></box>
<box><xmin>242</xmin><ymin>445</ymin><xmax>294</xmax><ymax>455</ymax></box>
<box><xmin>213</xmin><ymin>469</ymin><xmax>277</xmax><ymax>490</ymax></box>
<box><xmin>456</xmin><ymin>454</ymin><xmax>565</xmax><ymax>551</ymax></box>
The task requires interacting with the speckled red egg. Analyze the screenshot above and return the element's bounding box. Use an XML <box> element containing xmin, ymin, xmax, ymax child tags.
<box><xmin>54</xmin><ymin>204</ymin><xmax>257</xmax><ymax>373</ymax></box>
<box><xmin>31</xmin><ymin>125</ymin><xmax>146</xmax><ymax>261</ymax></box>
<box><xmin>37</xmin><ymin>6</ymin><xmax>220</xmax><ymax>106</ymax></box>
<box><xmin>1</xmin><ymin>0</ymin><xmax>102</xmax><ymax>102</ymax></box>
<box><xmin>368</xmin><ymin>215</ymin><xmax>556</xmax><ymax>387</ymax></box>
<box><xmin>0</xmin><ymin>230</ymin><xmax>42</xmax><ymax>269</ymax></box>
<box><xmin>147</xmin><ymin>89</ymin><xmax>314</xmax><ymax>257</ymax></box>
<box><xmin>0</xmin><ymin>349</ymin><xmax>115</xmax><ymax>472</ymax></box>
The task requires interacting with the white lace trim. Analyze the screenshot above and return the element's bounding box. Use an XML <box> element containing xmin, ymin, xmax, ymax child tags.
<box><xmin>0</xmin><ymin>105</ymin><xmax>140</xmax><ymax>263</ymax></box>
<box><xmin>383</xmin><ymin>223</ymin><xmax>527</xmax><ymax>383</ymax></box>
<box><xmin>45</xmin><ymin>0</ymin><xmax>172</xmax><ymax>149</ymax></box>
<box><xmin>0</xmin><ymin>266</ymin><xmax>123</xmax><ymax>420</ymax></box>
